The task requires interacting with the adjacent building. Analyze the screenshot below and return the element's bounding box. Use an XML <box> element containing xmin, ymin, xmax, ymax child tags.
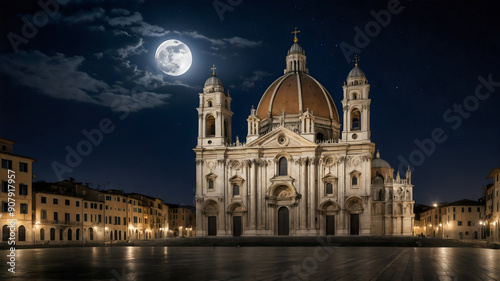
<box><xmin>1</xmin><ymin>138</ymin><xmax>35</xmax><ymax>245</ymax></box>
<box><xmin>167</xmin><ymin>204</ymin><xmax>195</xmax><ymax>237</ymax></box>
<box><xmin>484</xmin><ymin>167</ymin><xmax>500</xmax><ymax>241</ymax></box>
<box><xmin>416</xmin><ymin>199</ymin><xmax>484</xmax><ymax>239</ymax></box>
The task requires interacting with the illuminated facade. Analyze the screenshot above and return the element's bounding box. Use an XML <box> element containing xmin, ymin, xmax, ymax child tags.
<box><xmin>167</xmin><ymin>204</ymin><xmax>195</xmax><ymax>237</ymax></box>
<box><xmin>194</xmin><ymin>34</ymin><xmax>414</xmax><ymax>236</ymax></box>
<box><xmin>484</xmin><ymin>167</ymin><xmax>500</xmax><ymax>241</ymax></box>
<box><xmin>0</xmin><ymin>138</ymin><xmax>35</xmax><ymax>245</ymax></box>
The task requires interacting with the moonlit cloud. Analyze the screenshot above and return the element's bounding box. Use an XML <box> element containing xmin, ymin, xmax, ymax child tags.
<box><xmin>64</xmin><ymin>7</ymin><xmax>106</xmax><ymax>24</ymax></box>
<box><xmin>108</xmin><ymin>11</ymin><xmax>143</xmax><ymax>26</ymax></box>
<box><xmin>0</xmin><ymin>51</ymin><xmax>171</xmax><ymax>112</ymax></box>
<box><xmin>117</xmin><ymin>38</ymin><xmax>146</xmax><ymax>58</ymax></box>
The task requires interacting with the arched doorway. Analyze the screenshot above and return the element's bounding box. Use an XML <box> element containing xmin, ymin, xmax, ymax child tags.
<box><xmin>18</xmin><ymin>226</ymin><xmax>26</xmax><ymax>241</ymax></box>
<box><xmin>350</xmin><ymin>214</ymin><xmax>359</xmax><ymax>235</ymax></box>
<box><xmin>233</xmin><ymin>216</ymin><xmax>242</xmax><ymax>237</ymax></box>
<box><xmin>278</xmin><ymin>207</ymin><xmax>289</xmax><ymax>236</ymax></box>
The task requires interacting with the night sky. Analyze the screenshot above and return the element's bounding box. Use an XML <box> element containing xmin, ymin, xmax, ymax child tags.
<box><xmin>1</xmin><ymin>0</ymin><xmax>499</xmax><ymax>207</ymax></box>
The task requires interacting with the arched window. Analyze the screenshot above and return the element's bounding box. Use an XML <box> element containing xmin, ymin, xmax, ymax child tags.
<box><xmin>89</xmin><ymin>228</ymin><xmax>94</xmax><ymax>240</ymax></box>
<box><xmin>114</xmin><ymin>230</ymin><xmax>117</xmax><ymax>240</ymax></box>
<box><xmin>206</xmin><ymin>115</ymin><xmax>216</xmax><ymax>137</ymax></box>
<box><xmin>68</xmin><ymin>229</ymin><xmax>72</xmax><ymax>241</ymax></box>
<box><xmin>110</xmin><ymin>232</ymin><xmax>113</xmax><ymax>241</ymax></box>
<box><xmin>19</xmin><ymin>225</ymin><xmax>26</xmax><ymax>241</ymax></box>
<box><xmin>40</xmin><ymin>229</ymin><xmax>45</xmax><ymax>241</ymax></box>
<box><xmin>353</xmin><ymin>93</ymin><xmax>357</xmax><ymax>100</ymax></box>
<box><xmin>278</xmin><ymin>157</ymin><xmax>287</xmax><ymax>176</ymax></box>
<box><xmin>351</xmin><ymin>109</ymin><xmax>361</xmax><ymax>130</ymax></box>
<box><xmin>326</xmin><ymin>183</ymin><xmax>333</xmax><ymax>195</ymax></box>
<box><xmin>60</xmin><ymin>229</ymin><xmax>63</xmax><ymax>240</ymax></box>
<box><xmin>50</xmin><ymin>228</ymin><xmax>55</xmax><ymax>240</ymax></box>
<box><xmin>352</xmin><ymin>176</ymin><xmax>358</xmax><ymax>186</ymax></box>
<box><xmin>76</xmin><ymin>229</ymin><xmax>80</xmax><ymax>241</ymax></box>
<box><xmin>233</xmin><ymin>185</ymin><xmax>240</xmax><ymax>196</ymax></box>
<box><xmin>2</xmin><ymin>225</ymin><xmax>8</xmax><ymax>241</ymax></box>
<box><xmin>316</xmin><ymin>132</ymin><xmax>324</xmax><ymax>142</ymax></box>
<box><xmin>207</xmin><ymin>100</ymin><xmax>213</xmax><ymax>107</ymax></box>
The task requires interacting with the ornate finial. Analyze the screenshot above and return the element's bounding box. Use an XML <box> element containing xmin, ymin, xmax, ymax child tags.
<box><xmin>291</xmin><ymin>27</ymin><xmax>300</xmax><ymax>43</ymax></box>
<box><xmin>376</xmin><ymin>150</ymin><xmax>380</xmax><ymax>158</ymax></box>
<box><xmin>211</xmin><ymin>64</ymin><xmax>216</xmax><ymax>76</ymax></box>
<box><xmin>354</xmin><ymin>55</ymin><xmax>360</xmax><ymax>66</ymax></box>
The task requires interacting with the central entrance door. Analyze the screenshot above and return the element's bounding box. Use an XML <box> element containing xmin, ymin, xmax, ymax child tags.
<box><xmin>233</xmin><ymin>216</ymin><xmax>242</xmax><ymax>236</ymax></box>
<box><xmin>326</xmin><ymin>215</ymin><xmax>335</xmax><ymax>235</ymax></box>
<box><xmin>208</xmin><ymin>216</ymin><xmax>217</xmax><ymax>236</ymax></box>
<box><xmin>278</xmin><ymin>207</ymin><xmax>289</xmax><ymax>235</ymax></box>
<box><xmin>350</xmin><ymin>214</ymin><xmax>359</xmax><ymax>235</ymax></box>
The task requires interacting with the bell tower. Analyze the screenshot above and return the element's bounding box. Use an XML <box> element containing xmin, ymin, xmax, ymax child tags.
<box><xmin>341</xmin><ymin>56</ymin><xmax>371</xmax><ymax>142</ymax></box>
<box><xmin>196</xmin><ymin>65</ymin><xmax>233</xmax><ymax>147</ymax></box>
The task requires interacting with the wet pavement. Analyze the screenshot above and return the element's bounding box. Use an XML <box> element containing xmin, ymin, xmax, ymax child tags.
<box><xmin>1</xmin><ymin>246</ymin><xmax>499</xmax><ymax>280</ymax></box>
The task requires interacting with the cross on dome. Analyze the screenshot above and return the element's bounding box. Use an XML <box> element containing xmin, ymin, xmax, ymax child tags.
<box><xmin>291</xmin><ymin>27</ymin><xmax>300</xmax><ymax>43</ymax></box>
<box><xmin>211</xmin><ymin>64</ymin><xmax>216</xmax><ymax>76</ymax></box>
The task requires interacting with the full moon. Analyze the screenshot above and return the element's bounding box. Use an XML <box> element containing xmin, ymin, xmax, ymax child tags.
<box><xmin>155</xmin><ymin>39</ymin><xmax>192</xmax><ymax>76</ymax></box>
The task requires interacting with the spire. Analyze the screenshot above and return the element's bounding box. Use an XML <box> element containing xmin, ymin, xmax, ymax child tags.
<box><xmin>211</xmin><ymin>64</ymin><xmax>216</xmax><ymax>76</ymax></box>
<box><xmin>291</xmin><ymin>27</ymin><xmax>300</xmax><ymax>43</ymax></box>
<box><xmin>375</xmin><ymin>150</ymin><xmax>380</xmax><ymax>158</ymax></box>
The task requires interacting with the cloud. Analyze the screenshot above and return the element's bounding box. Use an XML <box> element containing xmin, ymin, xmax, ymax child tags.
<box><xmin>223</xmin><ymin>36</ymin><xmax>262</xmax><ymax>48</ymax></box>
<box><xmin>64</xmin><ymin>7</ymin><xmax>105</xmax><ymax>24</ymax></box>
<box><xmin>108</xmin><ymin>12</ymin><xmax>143</xmax><ymax>27</ymax></box>
<box><xmin>88</xmin><ymin>25</ymin><xmax>105</xmax><ymax>31</ymax></box>
<box><xmin>94</xmin><ymin>52</ymin><xmax>103</xmax><ymax>59</ymax></box>
<box><xmin>0</xmin><ymin>51</ymin><xmax>171</xmax><ymax>112</ymax></box>
<box><xmin>241</xmin><ymin>71</ymin><xmax>271</xmax><ymax>91</ymax></box>
<box><xmin>117</xmin><ymin>38</ymin><xmax>146</xmax><ymax>58</ymax></box>
<box><xmin>110</xmin><ymin>8</ymin><xmax>131</xmax><ymax>16</ymax></box>
<box><xmin>131</xmin><ymin>22</ymin><xmax>170</xmax><ymax>37</ymax></box>
<box><xmin>180</xmin><ymin>31</ymin><xmax>262</xmax><ymax>49</ymax></box>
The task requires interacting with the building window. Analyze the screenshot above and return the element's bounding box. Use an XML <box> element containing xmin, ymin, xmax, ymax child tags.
<box><xmin>1</xmin><ymin>202</ymin><xmax>7</xmax><ymax>212</ymax></box>
<box><xmin>68</xmin><ymin>229</ymin><xmax>72</xmax><ymax>241</ymax></box>
<box><xmin>100</xmin><ymin>204</ymin><xmax>103</xmax><ymax>210</ymax></box>
<box><xmin>467</xmin><ymin>221</ymin><xmax>471</xmax><ymax>226</ymax></box>
<box><xmin>208</xmin><ymin>179</ymin><xmax>214</xmax><ymax>189</ymax></box>
<box><xmin>20</xmin><ymin>203</ymin><xmax>28</xmax><ymax>214</ymax></box>
<box><xmin>54</xmin><ymin>212</ymin><xmax>58</xmax><ymax>221</ymax></box>
<box><xmin>352</xmin><ymin>176</ymin><xmax>358</xmax><ymax>186</ymax></box>
<box><xmin>1</xmin><ymin>159</ymin><xmax>12</xmax><ymax>169</ymax></box>
<box><xmin>326</xmin><ymin>183</ymin><xmax>333</xmax><ymax>195</ymax></box>
<box><xmin>84</xmin><ymin>202</ymin><xmax>88</xmax><ymax>208</ymax></box>
<box><xmin>41</xmin><ymin>209</ymin><xmax>47</xmax><ymax>220</ymax></box>
<box><xmin>468</xmin><ymin>207</ymin><xmax>471</xmax><ymax>212</ymax></box>
<box><xmin>76</xmin><ymin>214</ymin><xmax>80</xmax><ymax>222</ymax></box>
<box><xmin>1</xmin><ymin>181</ymin><xmax>7</xmax><ymax>193</ymax></box>
<box><xmin>40</xmin><ymin>229</ymin><xmax>45</xmax><ymax>241</ymax></box>
<box><xmin>453</xmin><ymin>214</ymin><xmax>455</xmax><ymax>220</ymax></box>
<box><xmin>60</xmin><ymin>229</ymin><xmax>63</xmax><ymax>240</ymax></box>
<box><xmin>351</xmin><ymin>109</ymin><xmax>361</xmax><ymax>131</ymax></box>
<box><xmin>278</xmin><ymin>157</ymin><xmax>287</xmax><ymax>176</ymax></box>
<box><xmin>76</xmin><ymin>201</ymin><xmax>80</xmax><ymax>207</ymax></box>
<box><xmin>89</xmin><ymin>228</ymin><xmax>94</xmax><ymax>240</ymax></box>
<box><xmin>53</xmin><ymin>198</ymin><xmax>58</xmax><ymax>205</ymax></box>
<box><xmin>41</xmin><ymin>197</ymin><xmax>47</xmax><ymax>204</ymax></box>
<box><xmin>453</xmin><ymin>207</ymin><xmax>455</xmax><ymax>212</ymax></box>
<box><xmin>1</xmin><ymin>145</ymin><xmax>5</xmax><ymax>151</ymax></box>
<box><xmin>84</xmin><ymin>214</ymin><xmax>88</xmax><ymax>222</ymax></box>
<box><xmin>233</xmin><ymin>185</ymin><xmax>240</xmax><ymax>196</ymax></box>
<box><xmin>206</xmin><ymin>115</ymin><xmax>216</xmax><ymax>137</ymax></box>
<box><xmin>461</xmin><ymin>207</ymin><xmax>464</xmax><ymax>213</ymax></box>
<box><xmin>19</xmin><ymin>162</ymin><xmax>28</xmax><ymax>172</ymax></box>
<box><xmin>458</xmin><ymin>221</ymin><xmax>462</xmax><ymax>226</ymax></box>
<box><xmin>208</xmin><ymin>100</ymin><xmax>213</xmax><ymax>107</ymax></box>
<box><xmin>65</xmin><ymin>199</ymin><xmax>70</xmax><ymax>206</ymax></box>
<box><xmin>65</xmin><ymin>213</ymin><xmax>70</xmax><ymax>222</ymax></box>
<box><xmin>19</xmin><ymin>184</ymin><xmax>28</xmax><ymax>196</ymax></box>
<box><xmin>106</xmin><ymin>196</ymin><xmax>111</xmax><ymax>201</ymax></box>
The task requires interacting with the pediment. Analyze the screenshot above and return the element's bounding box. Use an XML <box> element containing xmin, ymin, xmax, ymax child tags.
<box><xmin>246</xmin><ymin>127</ymin><xmax>317</xmax><ymax>148</ymax></box>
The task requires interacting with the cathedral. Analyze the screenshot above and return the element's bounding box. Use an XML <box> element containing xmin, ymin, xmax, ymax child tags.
<box><xmin>194</xmin><ymin>32</ymin><xmax>414</xmax><ymax>236</ymax></box>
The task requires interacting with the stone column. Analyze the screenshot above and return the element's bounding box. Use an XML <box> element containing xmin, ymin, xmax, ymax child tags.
<box><xmin>300</xmin><ymin>158</ymin><xmax>307</xmax><ymax>230</ymax></box>
<box><xmin>250</xmin><ymin>160</ymin><xmax>256</xmax><ymax>230</ymax></box>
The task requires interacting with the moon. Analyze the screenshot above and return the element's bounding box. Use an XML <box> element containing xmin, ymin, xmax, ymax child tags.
<box><xmin>155</xmin><ymin>39</ymin><xmax>192</xmax><ymax>76</ymax></box>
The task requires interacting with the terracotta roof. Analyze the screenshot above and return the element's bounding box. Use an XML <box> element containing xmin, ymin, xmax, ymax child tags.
<box><xmin>256</xmin><ymin>72</ymin><xmax>339</xmax><ymax>121</ymax></box>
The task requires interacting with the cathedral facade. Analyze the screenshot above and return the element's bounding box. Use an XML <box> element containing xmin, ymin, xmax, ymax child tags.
<box><xmin>194</xmin><ymin>34</ymin><xmax>414</xmax><ymax>236</ymax></box>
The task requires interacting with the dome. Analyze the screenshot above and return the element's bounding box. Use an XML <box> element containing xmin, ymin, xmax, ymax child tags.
<box><xmin>288</xmin><ymin>43</ymin><xmax>304</xmax><ymax>55</ymax></box>
<box><xmin>348</xmin><ymin>65</ymin><xmax>365</xmax><ymax>78</ymax></box>
<box><xmin>204</xmin><ymin>75</ymin><xmax>223</xmax><ymax>87</ymax></box>
<box><xmin>256</xmin><ymin>72</ymin><xmax>339</xmax><ymax>121</ymax></box>
<box><xmin>372</xmin><ymin>150</ymin><xmax>391</xmax><ymax>169</ymax></box>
